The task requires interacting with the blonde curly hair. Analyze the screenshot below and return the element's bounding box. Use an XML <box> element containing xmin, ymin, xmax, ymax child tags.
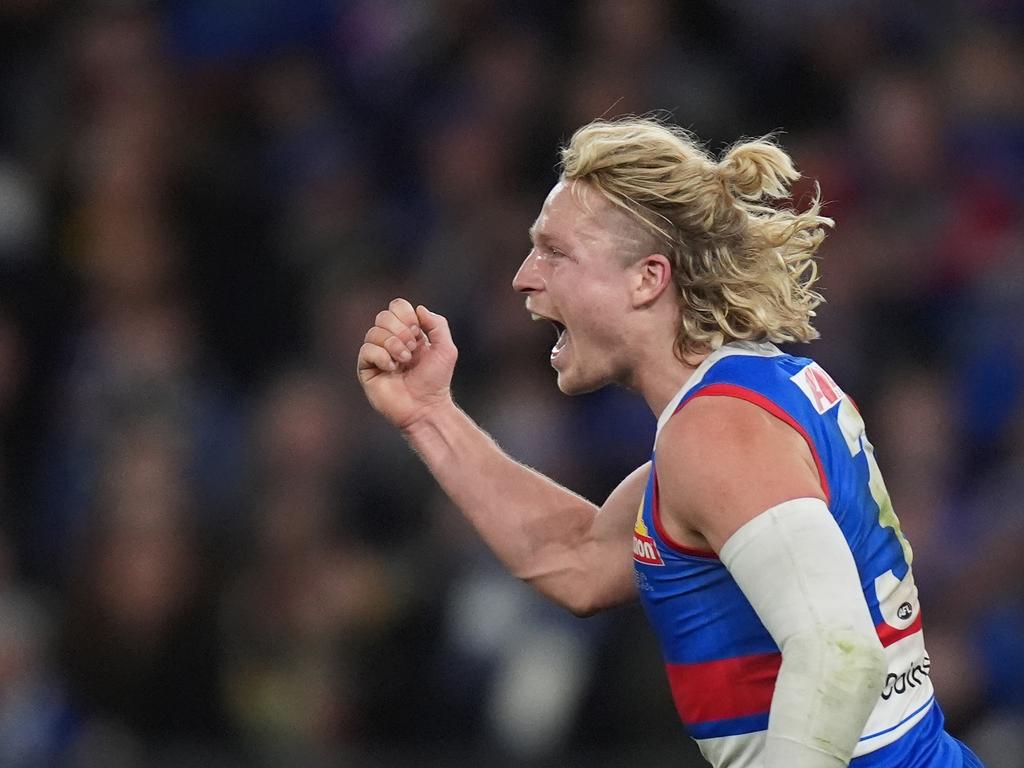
<box><xmin>559</xmin><ymin>117</ymin><xmax>832</xmax><ymax>358</ymax></box>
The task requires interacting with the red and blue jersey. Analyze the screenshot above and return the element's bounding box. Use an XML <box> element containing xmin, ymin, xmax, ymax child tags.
<box><xmin>634</xmin><ymin>341</ymin><xmax>968</xmax><ymax>767</ymax></box>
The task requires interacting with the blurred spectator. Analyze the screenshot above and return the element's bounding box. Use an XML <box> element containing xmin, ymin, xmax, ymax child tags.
<box><xmin>58</xmin><ymin>421</ymin><xmax>228</xmax><ymax>757</ymax></box>
<box><xmin>0</xmin><ymin>529</ymin><xmax>70</xmax><ymax>768</ymax></box>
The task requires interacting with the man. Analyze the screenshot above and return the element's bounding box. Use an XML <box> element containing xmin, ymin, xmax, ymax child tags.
<box><xmin>356</xmin><ymin>118</ymin><xmax>983</xmax><ymax>767</ymax></box>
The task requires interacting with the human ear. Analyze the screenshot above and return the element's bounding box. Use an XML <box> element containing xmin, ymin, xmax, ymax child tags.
<box><xmin>632</xmin><ymin>254</ymin><xmax>672</xmax><ymax>308</ymax></box>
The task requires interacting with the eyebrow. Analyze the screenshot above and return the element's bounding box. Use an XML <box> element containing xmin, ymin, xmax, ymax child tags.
<box><xmin>528</xmin><ymin>223</ymin><xmax>559</xmax><ymax>246</ymax></box>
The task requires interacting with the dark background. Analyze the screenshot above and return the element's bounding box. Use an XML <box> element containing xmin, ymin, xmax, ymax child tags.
<box><xmin>0</xmin><ymin>1</ymin><xmax>1021</xmax><ymax>766</ymax></box>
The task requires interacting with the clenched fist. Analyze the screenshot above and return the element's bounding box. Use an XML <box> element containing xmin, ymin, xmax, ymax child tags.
<box><xmin>356</xmin><ymin>298</ymin><xmax>458</xmax><ymax>429</ymax></box>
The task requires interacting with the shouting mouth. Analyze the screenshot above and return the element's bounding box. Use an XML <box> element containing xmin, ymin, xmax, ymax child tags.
<box><xmin>531</xmin><ymin>312</ymin><xmax>569</xmax><ymax>363</ymax></box>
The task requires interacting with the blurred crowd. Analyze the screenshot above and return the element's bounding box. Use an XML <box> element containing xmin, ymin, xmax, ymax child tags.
<box><xmin>0</xmin><ymin>1</ymin><xmax>1021</xmax><ymax>767</ymax></box>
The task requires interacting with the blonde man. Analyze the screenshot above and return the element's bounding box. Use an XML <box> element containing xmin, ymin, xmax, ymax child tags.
<box><xmin>357</xmin><ymin>118</ymin><xmax>983</xmax><ymax>767</ymax></box>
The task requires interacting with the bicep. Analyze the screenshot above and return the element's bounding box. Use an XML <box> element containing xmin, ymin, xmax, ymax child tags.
<box><xmin>720</xmin><ymin>497</ymin><xmax>876</xmax><ymax>640</ymax></box>
<box><xmin>582</xmin><ymin>461</ymin><xmax>650</xmax><ymax>611</ymax></box>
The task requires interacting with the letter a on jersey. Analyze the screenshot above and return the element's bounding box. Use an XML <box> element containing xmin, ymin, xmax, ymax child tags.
<box><xmin>791</xmin><ymin>362</ymin><xmax>844</xmax><ymax>414</ymax></box>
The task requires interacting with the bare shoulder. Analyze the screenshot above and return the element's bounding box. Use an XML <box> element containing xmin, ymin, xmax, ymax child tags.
<box><xmin>657</xmin><ymin>395</ymin><xmax>810</xmax><ymax>466</ymax></box>
<box><xmin>655</xmin><ymin>395</ymin><xmax>825</xmax><ymax>551</ymax></box>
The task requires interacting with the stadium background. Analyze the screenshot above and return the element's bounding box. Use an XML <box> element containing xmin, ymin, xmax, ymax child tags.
<box><xmin>0</xmin><ymin>1</ymin><xmax>1022</xmax><ymax>766</ymax></box>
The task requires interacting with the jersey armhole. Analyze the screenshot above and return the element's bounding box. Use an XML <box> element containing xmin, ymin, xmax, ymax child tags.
<box><xmin>651</xmin><ymin>383</ymin><xmax>833</xmax><ymax>558</ymax></box>
<box><xmin>650</xmin><ymin>470</ymin><xmax>721</xmax><ymax>559</ymax></box>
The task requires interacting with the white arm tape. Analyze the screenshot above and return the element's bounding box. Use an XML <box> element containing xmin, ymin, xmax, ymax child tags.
<box><xmin>720</xmin><ymin>497</ymin><xmax>886</xmax><ymax>768</ymax></box>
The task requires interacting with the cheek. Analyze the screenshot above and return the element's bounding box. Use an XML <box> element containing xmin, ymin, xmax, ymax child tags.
<box><xmin>575</xmin><ymin>286</ymin><xmax>628</xmax><ymax>334</ymax></box>
<box><xmin>569</xmin><ymin>310</ymin><xmax>623</xmax><ymax>362</ymax></box>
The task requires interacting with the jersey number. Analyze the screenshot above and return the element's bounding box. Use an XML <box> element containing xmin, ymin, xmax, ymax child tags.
<box><xmin>837</xmin><ymin>398</ymin><xmax>913</xmax><ymax>564</ymax></box>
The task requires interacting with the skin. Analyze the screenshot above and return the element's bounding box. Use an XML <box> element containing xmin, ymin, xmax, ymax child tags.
<box><xmin>356</xmin><ymin>179</ymin><xmax>823</xmax><ymax>611</ymax></box>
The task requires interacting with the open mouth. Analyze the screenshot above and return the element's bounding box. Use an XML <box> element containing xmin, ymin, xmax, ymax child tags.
<box><xmin>549</xmin><ymin>320</ymin><xmax>568</xmax><ymax>358</ymax></box>
<box><xmin>530</xmin><ymin>312</ymin><xmax>569</xmax><ymax>360</ymax></box>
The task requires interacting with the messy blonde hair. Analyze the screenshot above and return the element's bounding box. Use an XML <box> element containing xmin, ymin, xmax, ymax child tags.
<box><xmin>560</xmin><ymin>117</ymin><xmax>832</xmax><ymax>357</ymax></box>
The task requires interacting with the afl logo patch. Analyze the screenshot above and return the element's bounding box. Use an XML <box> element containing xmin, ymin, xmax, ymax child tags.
<box><xmin>897</xmin><ymin>602</ymin><xmax>914</xmax><ymax>621</ymax></box>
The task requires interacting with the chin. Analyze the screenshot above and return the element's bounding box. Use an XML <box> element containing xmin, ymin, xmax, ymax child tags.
<box><xmin>555</xmin><ymin>368</ymin><xmax>604</xmax><ymax>396</ymax></box>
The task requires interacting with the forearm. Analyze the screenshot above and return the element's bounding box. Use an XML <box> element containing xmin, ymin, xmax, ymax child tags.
<box><xmin>403</xmin><ymin>400</ymin><xmax>598</xmax><ymax>602</ymax></box>
<box><xmin>720</xmin><ymin>498</ymin><xmax>886</xmax><ymax>767</ymax></box>
<box><xmin>764</xmin><ymin>628</ymin><xmax>885</xmax><ymax>767</ymax></box>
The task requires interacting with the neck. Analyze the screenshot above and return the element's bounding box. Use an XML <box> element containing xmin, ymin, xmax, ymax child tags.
<box><xmin>625</xmin><ymin>340</ymin><xmax>707</xmax><ymax>417</ymax></box>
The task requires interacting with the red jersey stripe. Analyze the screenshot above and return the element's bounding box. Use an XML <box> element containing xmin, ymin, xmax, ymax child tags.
<box><xmin>876</xmin><ymin>614</ymin><xmax>923</xmax><ymax>648</ymax></box>
<box><xmin>666</xmin><ymin>651</ymin><xmax>781</xmax><ymax>724</ymax></box>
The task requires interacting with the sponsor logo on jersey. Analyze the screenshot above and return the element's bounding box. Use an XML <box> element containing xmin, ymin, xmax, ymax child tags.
<box><xmin>791</xmin><ymin>362</ymin><xmax>844</xmax><ymax>414</ymax></box>
<box><xmin>634</xmin><ymin>504</ymin><xmax>665</xmax><ymax>566</ymax></box>
<box><xmin>881</xmin><ymin>655</ymin><xmax>931</xmax><ymax>700</ymax></box>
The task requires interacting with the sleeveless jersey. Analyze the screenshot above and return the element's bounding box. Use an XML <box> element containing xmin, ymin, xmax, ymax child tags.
<box><xmin>633</xmin><ymin>341</ymin><xmax>963</xmax><ymax>767</ymax></box>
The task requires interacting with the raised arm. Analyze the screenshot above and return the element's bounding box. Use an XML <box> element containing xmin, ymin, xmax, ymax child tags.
<box><xmin>357</xmin><ymin>298</ymin><xmax>641</xmax><ymax>615</ymax></box>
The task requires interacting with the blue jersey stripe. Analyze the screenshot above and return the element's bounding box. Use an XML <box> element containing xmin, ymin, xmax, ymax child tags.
<box><xmin>850</xmin><ymin>704</ymin><xmax>970</xmax><ymax>767</ymax></box>
<box><xmin>860</xmin><ymin>695</ymin><xmax>935</xmax><ymax>742</ymax></box>
<box><xmin>686</xmin><ymin>711</ymin><xmax>771</xmax><ymax>740</ymax></box>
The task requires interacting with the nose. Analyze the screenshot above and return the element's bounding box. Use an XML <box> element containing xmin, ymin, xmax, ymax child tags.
<box><xmin>512</xmin><ymin>250</ymin><xmax>542</xmax><ymax>293</ymax></box>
